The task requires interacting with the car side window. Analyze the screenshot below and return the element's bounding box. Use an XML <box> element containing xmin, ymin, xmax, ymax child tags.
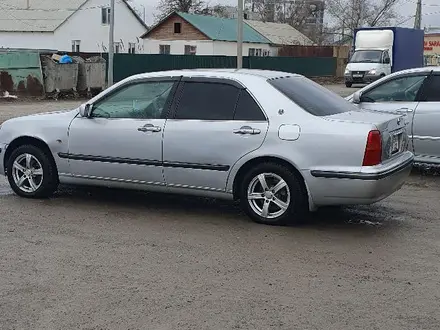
<box><xmin>383</xmin><ymin>51</ymin><xmax>390</xmax><ymax>63</ymax></box>
<box><xmin>234</xmin><ymin>90</ymin><xmax>266</xmax><ymax>121</ymax></box>
<box><xmin>418</xmin><ymin>75</ymin><xmax>440</xmax><ymax>102</ymax></box>
<box><xmin>91</xmin><ymin>81</ymin><xmax>175</xmax><ymax>119</ymax></box>
<box><xmin>174</xmin><ymin>82</ymin><xmax>240</xmax><ymax>120</ymax></box>
<box><xmin>361</xmin><ymin>75</ymin><xmax>427</xmax><ymax>103</ymax></box>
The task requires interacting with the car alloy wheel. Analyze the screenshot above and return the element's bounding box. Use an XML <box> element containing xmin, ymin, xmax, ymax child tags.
<box><xmin>247</xmin><ymin>172</ymin><xmax>291</xmax><ymax>219</ymax></box>
<box><xmin>7</xmin><ymin>144</ymin><xmax>59</xmax><ymax>198</ymax></box>
<box><xmin>12</xmin><ymin>153</ymin><xmax>44</xmax><ymax>193</ymax></box>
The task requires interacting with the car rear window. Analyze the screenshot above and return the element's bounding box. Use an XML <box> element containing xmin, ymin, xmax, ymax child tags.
<box><xmin>268</xmin><ymin>76</ymin><xmax>357</xmax><ymax>116</ymax></box>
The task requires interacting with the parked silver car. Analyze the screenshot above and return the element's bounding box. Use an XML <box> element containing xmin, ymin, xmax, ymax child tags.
<box><xmin>0</xmin><ymin>69</ymin><xmax>413</xmax><ymax>225</ymax></box>
<box><xmin>346</xmin><ymin>67</ymin><xmax>440</xmax><ymax>165</ymax></box>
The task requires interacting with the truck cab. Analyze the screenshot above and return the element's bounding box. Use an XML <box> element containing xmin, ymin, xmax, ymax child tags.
<box><xmin>345</xmin><ymin>48</ymin><xmax>391</xmax><ymax>87</ymax></box>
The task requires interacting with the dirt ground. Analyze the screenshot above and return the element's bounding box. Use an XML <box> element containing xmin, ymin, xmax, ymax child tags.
<box><xmin>1</xmin><ymin>84</ymin><xmax>438</xmax><ymax>330</ymax></box>
<box><xmin>0</xmin><ymin>172</ymin><xmax>439</xmax><ymax>330</ymax></box>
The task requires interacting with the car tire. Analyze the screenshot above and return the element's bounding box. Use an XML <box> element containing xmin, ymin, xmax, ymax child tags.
<box><xmin>345</xmin><ymin>82</ymin><xmax>353</xmax><ymax>88</ymax></box>
<box><xmin>239</xmin><ymin>162</ymin><xmax>308</xmax><ymax>226</ymax></box>
<box><xmin>7</xmin><ymin>144</ymin><xmax>58</xmax><ymax>198</ymax></box>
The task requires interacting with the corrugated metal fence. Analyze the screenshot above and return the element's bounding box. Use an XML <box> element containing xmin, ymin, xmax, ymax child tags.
<box><xmin>111</xmin><ymin>54</ymin><xmax>336</xmax><ymax>83</ymax></box>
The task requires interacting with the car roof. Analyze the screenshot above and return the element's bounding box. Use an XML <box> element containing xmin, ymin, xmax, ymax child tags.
<box><xmin>88</xmin><ymin>69</ymin><xmax>302</xmax><ymax>104</ymax></box>
<box><xmin>127</xmin><ymin>69</ymin><xmax>301</xmax><ymax>82</ymax></box>
<box><xmin>392</xmin><ymin>66</ymin><xmax>440</xmax><ymax>76</ymax></box>
<box><xmin>352</xmin><ymin>66</ymin><xmax>440</xmax><ymax>96</ymax></box>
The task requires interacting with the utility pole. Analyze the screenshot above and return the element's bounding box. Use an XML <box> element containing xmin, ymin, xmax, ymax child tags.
<box><xmin>108</xmin><ymin>0</ymin><xmax>115</xmax><ymax>86</ymax></box>
<box><xmin>414</xmin><ymin>0</ymin><xmax>422</xmax><ymax>29</ymax></box>
<box><xmin>237</xmin><ymin>0</ymin><xmax>244</xmax><ymax>69</ymax></box>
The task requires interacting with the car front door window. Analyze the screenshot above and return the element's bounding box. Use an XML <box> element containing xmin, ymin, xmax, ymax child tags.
<box><xmin>419</xmin><ymin>75</ymin><xmax>440</xmax><ymax>102</ymax></box>
<box><xmin>361</xmin><ymin>75</ymin><xmax>427</xmax><ymax>103</ymax></box>
<box><xmin>92</xmin><ymin>81</ymin><xmax>175</xmax><ymax>119</ymax></box>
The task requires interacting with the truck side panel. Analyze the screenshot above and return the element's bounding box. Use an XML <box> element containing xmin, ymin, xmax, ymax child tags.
<box><xmin>393</xmin><ymin>27</ymin><xmax>424</xmax><ymax>72</ymax></box>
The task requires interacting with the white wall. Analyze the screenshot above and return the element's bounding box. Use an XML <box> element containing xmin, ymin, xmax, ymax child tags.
<box><xmin>0</xmin><ymin>0</ymin><xmax>147</xmax><ymax>52</ymax></box>
<box><xmin>143</xmin><ymin>39</ymin><xmax>273</xmax><ymax>56</ymax></box>
<box><xmin>212</xmin><ymin>41</ymin><xmax>272</xmax><ymax>56</ymax></box>
<box><xmin>144</xmin><ymin>40</ymin><xmax>214</xmax><ymax>55</ymax></box>
<box><xmin>55</xmin><ymin>0</ymin><xmax>147</xmax><ymax>53</ymax></box>
<box><xmin>0</xmin><ymin>32</ymin><xmax>55</xmax><ymax>50</ymax></box>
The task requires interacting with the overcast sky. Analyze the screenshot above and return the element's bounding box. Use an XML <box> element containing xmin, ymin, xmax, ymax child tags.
<box><xmin>134</xmin><ymin>0</ymin><xmax>440</xmax><ymax>29</ymax></box>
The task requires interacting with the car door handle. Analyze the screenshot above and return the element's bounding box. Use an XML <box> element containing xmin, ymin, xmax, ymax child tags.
<box><xmin>397</xmin><ymin>107</ymin><xmax>413</xmax><ymax>113</ymax></box>
<box><xmin>138</xmin><ymin>124</ymin><xmax>161</xmax><ymax>133</ymax></box>
<box><xmin>233</xmin><ymin>126</ymin><xmax>261</xmax><ymax>135</ymax></box>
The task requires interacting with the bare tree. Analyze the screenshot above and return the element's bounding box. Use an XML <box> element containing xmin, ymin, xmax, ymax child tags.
<box><xmin>325</xmin><ymin>0</ymin><xmax>401</xmax><ymax>43</ymax></box>
<box><xmin>155</xmin><ymin>0</ymin><xmax>205</xmax><ymax>20</ymax></box>
<box><xmin>199</xmin><ymin>4</ymin><xmax>232</xmax><ymax>18</ymax></box>
<box><xmin>245</xmin><ymin>1</ymin><xmax>324</xmax><ymax>42</ymax></box>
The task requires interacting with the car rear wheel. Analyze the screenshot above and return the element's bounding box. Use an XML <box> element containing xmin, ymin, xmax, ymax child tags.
<box><xmin>239</xmin><ymin>163</ymin><xmax>307</xmax><ymax>226</ymax></box>
<box><xmin>7</xmin><ymin>145</ymin><xmax>58</xmax><ymax>198</ymax></box>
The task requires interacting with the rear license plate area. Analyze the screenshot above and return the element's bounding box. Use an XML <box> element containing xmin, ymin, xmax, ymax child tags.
<box><xmin>390</xmin><ymin>132</ymin><xmax>403</xmax><ymax>155</ymax></box>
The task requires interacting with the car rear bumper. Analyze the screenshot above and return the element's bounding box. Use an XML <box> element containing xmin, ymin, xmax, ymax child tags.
<box><xmin>305</xmin><ymin>151</ymin><xmax>414</xmax><ymax>207</ymax></box>
<box><xmin>0</xmin><ymin>143</ymin><xmax>7</xmax><ymax>176</ymax></box>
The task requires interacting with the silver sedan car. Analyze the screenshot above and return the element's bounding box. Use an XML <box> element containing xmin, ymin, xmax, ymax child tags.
<box><xmin>0</xmin><ymin>69</ymin><xmax>413</xmax><ymax>225</ymax></box>
<box><xmin>346</xmin><ymin>67</ymin><xmax>440</xmax><ymax>165</ymax></box>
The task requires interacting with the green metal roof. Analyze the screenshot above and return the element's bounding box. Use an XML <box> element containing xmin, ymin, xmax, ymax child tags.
<box><xmin>177</xmin><ymin>12</ymin><xmax>271</xmax><ymax>44</ymax></box>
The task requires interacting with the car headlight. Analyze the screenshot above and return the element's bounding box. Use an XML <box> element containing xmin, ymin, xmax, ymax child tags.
<box><xmin>345</xmin><ymin>69</ymin><xmax>350</xmax><ymax>74</ymax></box>
<box><xmin>368</xmin><ymin>69</ymin><xmax>377</xmax><ymax>75</ymax></box>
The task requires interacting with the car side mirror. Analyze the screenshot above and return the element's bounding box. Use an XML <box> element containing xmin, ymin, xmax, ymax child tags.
<box><xmin>79</xmin><ymin>104</ymin><xmax>91</xmax><ymax>117</ymax></box>
<box><xmin>352</xmin><ymin>91</ymin><xmax>362</xmax><ymax>104</ymax></box>
<box><xmin>384</xmin><ymin>58</ymin><xmax>390</xmax><ymax>64</ymax></box>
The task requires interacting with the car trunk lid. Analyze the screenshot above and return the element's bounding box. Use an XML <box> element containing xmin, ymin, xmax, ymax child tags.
<box><xmin>324</xmin><ymin>110</ymin><xmax>409</xmax><ymax>162</ymax></box>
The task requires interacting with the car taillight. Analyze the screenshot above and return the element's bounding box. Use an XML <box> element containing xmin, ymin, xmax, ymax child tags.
<box><xmin>362</xmin><ymin>130</ymin><xmax>382</xmax><ymax>166</ymax></box>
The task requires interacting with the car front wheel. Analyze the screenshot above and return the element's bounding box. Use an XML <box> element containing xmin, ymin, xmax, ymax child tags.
<box><xmin>7</xmin><ymin>145</ymin><xmax>58</xmax><ymax>198</ymax></box>
<box><xmin>240</xmin><ymin>163</ymin><xmax>307</xmax><ymax>226</ymax></box>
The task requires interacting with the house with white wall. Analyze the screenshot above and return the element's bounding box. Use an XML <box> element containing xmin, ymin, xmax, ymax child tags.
<box><xmin>245</xmin><ymin>19</ymin><xmax>314</xmax><ymax>56</ymax></box>
<box><xmin>141</xmin><ymin>12</ymin><xmax>273</xmax><ymax>57</ymax></box>
<box><xmin>0</xmin><ymin>0</ymin><xmax>148</xmax><ymax>53</ymax></box>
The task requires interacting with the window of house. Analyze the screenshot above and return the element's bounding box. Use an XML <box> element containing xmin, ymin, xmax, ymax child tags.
<box><xmin>128</xmin><ymin>42</ymin><xmax>136</xmax><ymax>54</ymax></box>
<box><xmin>184</xmin><ymin>45</ymin><xmax>197</xmax><ymax>55</ymax></box>
<box><xmin>159</xmin><ymin>44</ymin><xmax>171</xmax><ymax>54</ymax></box>
<box><xmin>174</xmin><ymin>82</ymin><xmax>240</xmax><ymax>120</ymax></box>
<box><xmin>174</xmin><ymin>22</ymin><xmax>182</xmax><ymax>33</ymax></box>
<box><xmin>71</xmin><ymin>40</ymin><xmax>81</xmax><ymax>52</ymax></box>
<box><xmin>249</xmin><ymin>48</ymin><xmax>264</xmax><ymax>57</ymax></box>
<box><xmin>91</xmin><ymin>81</ymin><xmax>175</xmax><ymax>119</ymax></box>
<box><xmin>114</xmin><ymin>42</ymin><xmax>121</xmax><ymax>54</ymax></box>
<box><xmin>101</xmin><ymin>7</ymin><xmax>111</xmax><ymax>25</ymax></box>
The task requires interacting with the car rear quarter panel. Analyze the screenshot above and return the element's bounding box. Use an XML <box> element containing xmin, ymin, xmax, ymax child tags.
<box><xmin>226</xmin><ymin>80</ymin><xmax>375</xmax><ymax>203</ymax></box>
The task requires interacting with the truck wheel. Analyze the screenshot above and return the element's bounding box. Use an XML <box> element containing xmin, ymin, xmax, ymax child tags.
<box><xmin>7</xmin><ymin>145</ymin><xmax>58</xmax><ymax>198</ymax></box>
<box><xmin>345</xmin><ymin>82</ymin><xmax>353</xmax><ymax>88</ymax></box>
<box><xmin>239</xmin><ymin>162</ymin><xmax>308</xmax><ymax>226</ymax></box>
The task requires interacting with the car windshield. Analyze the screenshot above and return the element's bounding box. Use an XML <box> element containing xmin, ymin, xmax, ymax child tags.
<box><xmin>350</xmin><ymin>50</ymin><xmax>383</xmax><ymax>63</ymax></box>
<box><xmin>268</xmin><ymin>76</ymin><xmax>358</xmax><ymax>116</ymax></box>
